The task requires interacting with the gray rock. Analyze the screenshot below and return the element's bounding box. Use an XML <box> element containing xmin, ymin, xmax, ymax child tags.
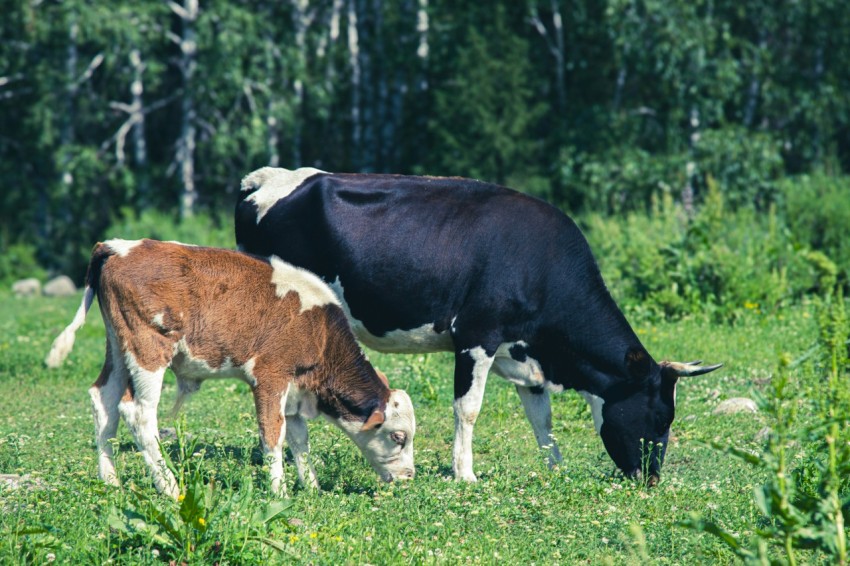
<box><xmin>43</xmin><ymin>275</ymin><xmax>76</xmax><ymax>297</ymax></box>
<box><xmin>12</xmin><ymin>278</ymin><xmax>41</xmax><ymax>297</ymax></box>
<box><xmin>0</xmin><ymin>474</ymin><xmax>45</xmax><ymax>490</ymax></box>
<box><xmin>713</xmin><ymin>397</ymin><xmax>759</xmax><ymax>415</ymax></box>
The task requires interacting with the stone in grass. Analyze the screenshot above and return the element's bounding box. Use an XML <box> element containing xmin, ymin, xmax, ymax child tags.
<box><xmin>43</xmin><ymin>275</ymin><xmax>76</xmax><ymax>297</ymax></box>
<box><xmin>0</xmin><ymin>474</ymin><xmax>45</xmax><ymax>490</ymax></box>
<box><xmin>12</xmin><ymin>278</ymin><xmax>41</xmax><ymax>297</ymax></box>
<box><xmin>713</xmin><ymin>397</ymin><xmax>759</xmax><ymax>415</ymax></box>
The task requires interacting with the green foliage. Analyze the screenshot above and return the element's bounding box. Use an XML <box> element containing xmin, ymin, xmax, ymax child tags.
<box><xmin>681</xmin><ymin>287</ymin><xmax>850</xmax><ymax>565</ymax></box>
<box><xmin>582</xmin><ymin>184</ymin><xmax>812</xmax><ymax>321</ymax></box>
<box><xmin>427</xmin><ymin>5</ymin><xmax>548</xmax><ymax>185</ymax></box>
<box><xmin>0</xmin><ymin>292</ymin><xmax>840</xmax><ymax>563</ymax></box>
<box><xmin>106</xmin><ymin>208</ymin><xmax>235</xmax><ymax>249</ymax></box>
<box><xmin>0</xmin><ymin>242</ymin><xmax>46</xmax><ymax>287</ymax></box>
<box><xmin>107</xmin><ymin>419</ymin><xmax>293</xmax><ymax>563</ymax></box>
<box><xmin>782</xmin><ymin>175</ymin><xmax>850</xmax><ymax>288</ymax></box>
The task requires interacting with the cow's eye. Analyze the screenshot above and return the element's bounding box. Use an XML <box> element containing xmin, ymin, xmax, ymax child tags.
<box><xmin>390</xmin><ymin>431</ymin><xmax>407</xmax><ymax>446</ymax></box>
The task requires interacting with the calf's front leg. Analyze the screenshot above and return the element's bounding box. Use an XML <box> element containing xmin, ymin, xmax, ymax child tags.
<box><xmin>253</xmin><ymin>378</ymin><xmax>289</xmax><ymax>496</ymax></box>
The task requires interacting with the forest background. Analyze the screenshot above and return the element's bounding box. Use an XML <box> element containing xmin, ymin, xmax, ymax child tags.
<box><xmin>1</xmin><ymin>0</ymin><xmax>849</xmax><ymax>320</ymax></box>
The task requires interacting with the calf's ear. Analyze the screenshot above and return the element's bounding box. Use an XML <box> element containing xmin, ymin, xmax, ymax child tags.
<box><xmin>375</xmin><ymin>368</ymin><xmax>390</xmax><ymax>388</ymax></box>
<box><xmin>361</xmin><ymin>408</ymin><xmax>385</xmax><ymax>431</ymax></box>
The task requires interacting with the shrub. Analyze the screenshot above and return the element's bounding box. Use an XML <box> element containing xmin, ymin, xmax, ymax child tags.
<box><xmin>582</xmin><ymin>181</ymin><xmax>811</xmax><ymax>321</ymax></box>
<box><xmin>0</xmin><ymin>241</ymin><xmax>46</xmax><ymax>288</ymax></box>
<box><xmin>781</xmin><ymin>174</ymin><xmax>850</xmax><ymax>290</ymax></box>
<box><xmin>105</xmin><ymin>207</ymin><xmax>235</xmax><ymax>249</ymax></box>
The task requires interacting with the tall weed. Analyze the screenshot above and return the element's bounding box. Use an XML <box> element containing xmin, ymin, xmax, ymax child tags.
<box><xmin>680</xmin><ymin>287</ymin><xmax>850</xmax><ymax>564</ymax></box>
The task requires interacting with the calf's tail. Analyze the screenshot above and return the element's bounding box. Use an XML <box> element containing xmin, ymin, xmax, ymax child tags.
<box><xmin>44</xmin><ymin>243</ymin><xmax>112</xmax><ymax>368</ymax></box>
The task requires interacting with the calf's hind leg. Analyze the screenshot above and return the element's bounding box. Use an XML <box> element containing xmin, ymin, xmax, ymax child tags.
<box><xmin>119</xmin><ymin>362</ymin><xmax>179</xmax><ymax>499</ymax></box>
<box><xmin>89</xmin><ymin>339</ymin><xmax>128</xmax><ymax>487</ymax></box>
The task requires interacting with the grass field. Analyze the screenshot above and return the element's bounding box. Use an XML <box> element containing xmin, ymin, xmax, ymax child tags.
<box><xmin>0</xmin><ymin>291</ymin><xmax>844</xmax><ymax>564</ymax></box>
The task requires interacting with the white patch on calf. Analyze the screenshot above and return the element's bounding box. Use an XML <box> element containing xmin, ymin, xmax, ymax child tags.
<box><xmin>331</xmin><ymin>389</ymin><xmax>416</xmax><ymax>482</ymax></box>
<box><xmin>241</xmin><ymin>166</ymin><xmax>325</xmax><ymax>223</ymax></box>
<box><xmin>270</xmin><ymin>256</ymin><xmax>339</xmax><ymax>313</ymax></box>
<box><xmin>104</xmin><ymin>238</ymin><xmax>142</xmax><ymax>257</ymax></box>
<box><xmin>578</xmin><ymin>390</ymin><xmax>605</xmax><ymax>435</ymax></box>
<box><xmin>151</xmin><ymin>312</ymin><xmax>165</xmax><ymax>329</ymax></box>
<box><xmin>328</xmin><ymin>277</ymin><xmax>453</xmax><ymax>353</ymax></box>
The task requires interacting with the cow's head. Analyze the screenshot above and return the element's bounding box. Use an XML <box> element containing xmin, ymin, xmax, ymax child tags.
<box><xmin>592</xmin><ymin>350</ymin><xmax>721</xmax><ymax>485</ymax></box>
<box><xmin>344</xmin><ymin>388</ymin><xmax>416</xmax><ymax>482</ymax></box>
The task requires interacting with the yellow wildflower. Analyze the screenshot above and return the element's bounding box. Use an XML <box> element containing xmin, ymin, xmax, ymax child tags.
<box><xmin>178</xmin><ymin>494</ymin><xmax>185</xmax><ymax>502</ymax></box>
<box><xmin>310</xmin><ymin>532</ymin><xmax>318</xmax><ymax>539</ymax></box>
<box><xmin>198</xmin><ymin>517</ymin><xmax>206</xmax><ymax>527</ymax></box>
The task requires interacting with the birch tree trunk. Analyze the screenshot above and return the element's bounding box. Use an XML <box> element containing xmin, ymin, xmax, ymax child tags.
<box><xmin>292</xmin><ymin>0</ymin><xmax>316</xmax><ymax>168</ymax></box>
<box><xmin>170</xmin><ymin>0</ymin><xmax>198</xmax><ymax>219</ymax></box>
<box><xmin>348</xmin><ymin>0</ymin><xmax>362</xmax><ymax>169</ymax></box>
<box><xmin>129</xmin><ymin>48</ymin><xmax>150</xmax><ymax>203</ymax></box>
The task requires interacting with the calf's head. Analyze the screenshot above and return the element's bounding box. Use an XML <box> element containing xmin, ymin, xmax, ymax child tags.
<box><xmin>596</xmin><ymin>351</ymin><xmax>721</xmax><ymax>485</ymax></box>
<box><xmin>338</xmin><ymin>388</ymin><xmax>416</xmax><ymax>482</ymax></box>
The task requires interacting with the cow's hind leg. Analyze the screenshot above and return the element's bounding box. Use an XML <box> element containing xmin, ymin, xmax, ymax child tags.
<box><xmin>452</xmin><ymin>346</ymin><xmax>494</xmax><ymax>482</ymax></box>
<box><xmin>252</xmin><ymin>374</ymin><xmax>289</xmax><ymax>496</ymax></box>
<box><xmin>89</xmin><ymin>339</ymin><xmax>127</xmax><ymax>487</ymax></box>
<box><xmin>285</xmin><ymin>415</ymin><xmax>318</xmax><ymax>489</ymax></box>
<box><xmin>516</xmin><ymin>385</ymin><xmax>563</xmax><ymax>468</ymax></box>
<box><xmin>119</xmin><ymin>362</ymin><xmax>179</xmax><ymax>499</ymax></box>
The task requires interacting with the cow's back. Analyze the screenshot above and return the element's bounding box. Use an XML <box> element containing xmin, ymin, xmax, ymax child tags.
<box><xmin>235</xmin><ymin>170</ymin><xmax>615</xmax><ymax>353</ymax></box>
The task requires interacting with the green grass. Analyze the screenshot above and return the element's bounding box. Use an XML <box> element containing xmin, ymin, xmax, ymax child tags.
<box><xmin>0</xmin><ymin>292</ymin><xmax>841</xmax><ymax>564</ymax></box>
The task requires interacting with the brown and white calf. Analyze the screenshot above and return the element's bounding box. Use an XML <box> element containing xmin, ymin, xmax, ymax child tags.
<box><xmin>45</xmin><ymin>239</ymin><xmax>415</xmax><ymax>498</ymax></box>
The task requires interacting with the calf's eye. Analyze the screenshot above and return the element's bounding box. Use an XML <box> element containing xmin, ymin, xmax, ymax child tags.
<box><xmin>390</xmin><ymin>431</ymin><xmax>407</xmax><ymax>446</ymax></box>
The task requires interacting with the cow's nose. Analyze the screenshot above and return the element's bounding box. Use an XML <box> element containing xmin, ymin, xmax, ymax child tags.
<box><xmin>396</xmin><ymin>468</ymin><xmax>415</xmax><ymax>480</ymax></box>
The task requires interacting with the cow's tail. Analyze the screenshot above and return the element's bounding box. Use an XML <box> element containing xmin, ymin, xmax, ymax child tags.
<box><xmin>44</xmin><ymin>243</ymin><xmax>112</xmax><ymax>368</ymax></box>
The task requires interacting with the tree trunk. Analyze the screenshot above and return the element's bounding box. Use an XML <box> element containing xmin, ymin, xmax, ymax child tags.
<box><xmin>348</xmin><ymin>0</ymin><xmax>362</xmax><ymax>169</ymax></box>
<box><xmin>129</xmin><ymin>48</ymin><xmax>150</xmax><ymax>204</ymax></box>
<box><xmin>171</xmin><ymin>0</ymin><xmax>198</xmax><ymax>219</ymax></box>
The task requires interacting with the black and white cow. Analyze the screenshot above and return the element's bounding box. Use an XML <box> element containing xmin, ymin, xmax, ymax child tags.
<box><xmin>235</xmin><ymin>167</ymin><xmax>721</xmax><ymax>484</ymax></box>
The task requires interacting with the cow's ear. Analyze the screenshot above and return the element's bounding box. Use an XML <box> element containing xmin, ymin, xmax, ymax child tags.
<box><xmin>361</xmin><ymin>408</ymin><xmax>385</xmax><ymax>431</ymax></box>
<box><xmin>660</xmin><ymin>360</ymin><xmax>723</xmax><ymax>383</ymax></box>
<box><xmin>625</xmin><ymin>347</ymin><xmax>651</xmax><ymax>379</ymax></box>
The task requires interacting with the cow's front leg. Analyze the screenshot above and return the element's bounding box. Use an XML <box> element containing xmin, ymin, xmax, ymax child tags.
<box><xmin>452</xmin><ymin>346</ymin><xmax>494</xmax><ymax>482</ymax></box>
<box><xmin>516</xmin><ymin>385</ymin><xmax>563</xmax><ymax>468</ymax></box>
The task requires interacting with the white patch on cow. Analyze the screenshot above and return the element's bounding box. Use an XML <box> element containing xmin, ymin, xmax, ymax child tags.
<box><xmin>578</xmin><ymin>390</ymin><xmax>605</xmax><ymax>435</ymax></box>
<box><xmin>453</xmin><ymin>346</ymin><xmax>494</xmax><ymax>482</ymax></box>
<box><xmin>104</xmin><ymin>238</ymin><xmax>142</xmax><ymax>257</ymax></box>
<box><xmin>270</xmin><ymin>256</ymin><xmax>338</xmax><ymax>313</ymax></box>
<box><xmin>492</xmin><ymin>341</ymin><xmax>544</xmax><ymax>388</ymax></box>
<box><xmin>241</xmin><ymin>166</ymin><xmax>326</xmax><ymax>223</ymax></box>
<box><xmin>328</xmin><ymin>277</ymin><xmax>453</xmax><ymax>353</ymax></box>
<box><xmin>151</xmin><ymin>312</ymin><xmax>165</xmax><ymax>329</ymax></box>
